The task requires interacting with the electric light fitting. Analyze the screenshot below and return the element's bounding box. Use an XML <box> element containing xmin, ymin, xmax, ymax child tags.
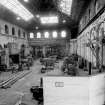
<box><xmin>40</xmin><ymin>16</ymin><xmax>59</xmax><ymax>24</ymax></box>
<box><xmin>44</xmin><ymin>32</ymin><xmax>49</xmax><ymax>38</ymax></box>
<box><xmin>63</xmin><ymin>20</ymin><xmax>66</xmax><ymax>23</ymax></box>
<box><xmin>17</xmin><ymin>17</ymin><xmax>21</xmax><ymax>20</ymax></box>
<box><xmin>36</xmin><ymin>15</ymin><xmax>40</xmax><ymax>18</ymax></box>
<box><xmin>36</xmin><ymin>27</ymin><xmax>39</xmax><ymax>30</ymax></box>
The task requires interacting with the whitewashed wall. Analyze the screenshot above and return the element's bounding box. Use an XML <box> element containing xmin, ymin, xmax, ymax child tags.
<box><xmin>89</xmin><ymin>73</ymin><xmax>105</xmax><ymax>105</ymax></box>
<box><xmin>43</xmin><ymin>73</ymin><xmax>105</xmax><ymax>105</ymax></box>
<box><xmin>69</xmin><ymin>39</ymin><xmax>77</xmax><ymax>54</ymax></box>
<box><xmin>0</xmin><ymin>19</ymin><xmax>28</xmax><ymax>49</ymax></box>
<box><xmin>77</xmin><ymin>10</ymin><xmax>105</xmax><ymax>66</ymax></box>
<box><xmin>43</xmin><ymin>77</ymin><xmax>90</xmax><ymax>105</ymax></box>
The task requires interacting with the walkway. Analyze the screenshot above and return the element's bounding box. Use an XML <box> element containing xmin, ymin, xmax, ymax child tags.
<box><xmin>0</xmin><ymin>60</ymin><xmax>63</xmax><ymax>105</ymax></box>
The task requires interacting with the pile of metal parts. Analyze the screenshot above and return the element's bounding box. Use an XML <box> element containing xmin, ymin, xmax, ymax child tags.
<box><xmin>30</xmin><ymin>86</ymin><xmax>43</xmax><ymax>105</ymax></box>
<box><xmin>61</xmin><ymin>54</ymin><xmax>78</xmax><ymax>76</ymax></box>
<box><xmin>0</xmin><ymin>43</ymin><xmax>33</xmax><ymax>73</ymax></box>
<box><xmin>40</xmin><ymin>56</ymin><xmax>57</xmax><ymax>73</ymax></box>
<box><xmin>30</xmin><ymin>78</ymin><xmax>43</xmax><ymax>105</ymax></box>
<box><xmin>20</xmin><ymin>55</ymin><xmax>33</xmax><ymax>71</ymax></box>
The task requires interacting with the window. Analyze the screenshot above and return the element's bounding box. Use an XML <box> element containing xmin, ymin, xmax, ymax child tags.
<box><xmin>5</xmin><ymin>25</ymin><xmax>9</xmax><ymax>34</ymax></box>
<box><xmin>30</xmin><ymin>33</ymin><xmax>34</xmax><ymax>38</ymax></box>
<box><xmin>85</xmin><ymin>15</ymin><xmax>87</xmax><ymax>25</ymax></box>
<box><xmin>18</xmin><ymin>29</ymin><xmax>21</xmax><ymax>37</ymax></box>
<box><xmin>37</xmin><ymin>32</ymin><xmax>41</xmax><ymax>38</ymax></box>
<box><xmin>52</xmin><ymin>31</ymin><xmax>58</xmax><ymax>38</ymax></box>
<box><xmin>44</xmin><ymin>32</ymin><xmax>49</xmax><ymax>38</ymax></box>
<box><xmin>61</xmin><ymin>30</ymin><xmax>66</xmax><ymax>38</ymax></box>
<box><xmin>0</xmin><ymin>25</ymin><xmax>1</xmax><ymax>33</ymax></box>
<box><xmin>23</xmin><ymin>32</ymin><xmax>25</xmax><ymax>38</ymax></box>
<box><xmin>12</xmin><ymin>27</ymin><xmax>15</xmax><ymax>35</ymax></box>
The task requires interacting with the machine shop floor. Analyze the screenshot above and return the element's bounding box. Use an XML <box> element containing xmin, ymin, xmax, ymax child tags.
<box><xmin>0</xmin><ymin>59</ymin><xmax>99</xmax><ymax>105</ymax></box>
<box><xmin>0</xmin><ymin>60</ymin><xmax>63</xmax><ymax>105</ymax></box>
<box><xmin>0</xmin><ymin>70</ymin><xmax>31</xmax><ymax>83</ymax></box>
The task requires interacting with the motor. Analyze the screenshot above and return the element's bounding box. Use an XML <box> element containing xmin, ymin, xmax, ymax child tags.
<box><xmin>30</xmin><ymin>78</ymin><xmax>43</xmax><ymax>105</ymax></box>
<box><xmin>30</xmin><ymin>86</ymin><xmax>43</xmax><ymax>105</ymax></box>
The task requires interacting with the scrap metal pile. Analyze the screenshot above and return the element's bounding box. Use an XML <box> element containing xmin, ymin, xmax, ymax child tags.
<box><xmin>40</xmin><ymin>56</ymin><xmax>57</xmax><ymax>73</ymax></box>
<box><xmin>61</xmin><ymin>54</ymin><xmax>78</xmax><ymax>76</ymax></box>
<box><xmin>30</xmin><ymin>78</ymin><xmax>43</xmax><ymax>105</ymax></box>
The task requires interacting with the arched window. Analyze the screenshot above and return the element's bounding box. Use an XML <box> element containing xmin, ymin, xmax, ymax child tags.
<box><xmin>12</xmin><ymin>27</ymin><xmax>15</xmax><ymax>35</ymax></box>
<box><xmin>94</xmin><ymin>0</ymin><xmax>97</xmax><ymax>6</ymax></box>
<box><xmin>94</xmin><ymin>0</ymin><xmax>101</xmax><ymax>14</ymax></box>
<box><xmin>23</xmin><ymin>32</ymin><xmax>25</xmax><ymax>38</ymax></box>
<box><xmin>37</xmin><ymin>32</ymin><xmax>41</xmax><ymax>38</ymax></box>
<box><xmin>84</xmin><ymin>15</ymin><xmax>87</xmax><ymax>25</ymax></box>
<box><xmin>5</xmin><ymin>24</ymin><xmax>9</xmax><ymax>34</ymax></box>
<box><xmin>89</xmin><ymin>8</ymin><xmax>90</xmax><ymax>20</ymax></box>
<box><xmin>18</xmin><ymin>29</ymin><xmax>21</xmax><ymax>37</ymax></box>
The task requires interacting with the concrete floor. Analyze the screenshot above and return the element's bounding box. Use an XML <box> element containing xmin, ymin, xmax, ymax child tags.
<box><xmin>0</xmin><ymin>60</ymin><xmax>63</xmax><ymax>105</ymax></box>
<box><xmin>0</xmin><ymin>59</ymin><xmax>98</xmax><ymax>105</ymax></box>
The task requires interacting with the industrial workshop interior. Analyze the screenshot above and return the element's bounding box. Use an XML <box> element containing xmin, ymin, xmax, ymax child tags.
<box><xmin>0</xmin><ymin>0</ymin><xmax>105</xmax><ymax>105</ymax></box>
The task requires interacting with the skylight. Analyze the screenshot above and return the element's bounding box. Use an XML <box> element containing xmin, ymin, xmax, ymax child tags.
<box><xmin>40</xmin><ymin>16</ymin><xmax>59</xmax><ymax>24</ymax></box>
<box><xmin>58</xmin><ymin>0</ymin><xmax>72</xmax><ymax>15</ymax></box>
<box><xmin>0</xmin><ymin>0</ymin><xmax>34</xmax><ymax>21</ymax></box>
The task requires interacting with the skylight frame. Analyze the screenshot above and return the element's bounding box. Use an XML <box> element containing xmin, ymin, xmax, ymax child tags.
<box><xmin>44</xmin><ymin>32</ymin><xmax>49</xmax><ymax>38</ymax></box>
<box><xmin>0</xmin><ymin>0</ymin><xmax>34</xmax><ymax>21</ymax></box>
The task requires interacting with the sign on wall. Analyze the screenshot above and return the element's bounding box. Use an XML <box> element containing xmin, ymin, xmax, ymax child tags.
<box><xmin>43</xmin><ymin>77</ymin><xmax>90</xmax><ymax>105</ymax></box>
<box><xmin>43</xmin><ymin>74</ymin><xmax>105</xmax><ymax>105</ymax></box>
